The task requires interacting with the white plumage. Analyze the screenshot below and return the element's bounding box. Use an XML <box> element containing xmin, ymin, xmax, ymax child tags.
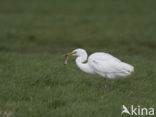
<box><xmin>64</xmin><ymin>48</ymin><xmax>134</xmax><ymax>87</ymax></box>
<box><xmin>88</xmin><ymin>52</ymin><xmax>134</xmax><ymax>79</ymax></box>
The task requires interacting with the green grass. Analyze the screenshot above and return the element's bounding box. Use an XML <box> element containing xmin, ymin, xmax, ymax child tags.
<box><xmin>0</xmin><ymin>53</ymin><xmax>155</xmax><ymax>117</ymax></box>
<box><xmin>0</xmin><ymin>0</ymin><xmax>156</xmax><ymax>117</ymax></box>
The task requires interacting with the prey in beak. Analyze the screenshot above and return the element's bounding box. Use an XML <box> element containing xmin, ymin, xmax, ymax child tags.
<box><xmin>63</xmin><ymin>51</ymin><xmax>75</xmax><ymax>65</ymax></box>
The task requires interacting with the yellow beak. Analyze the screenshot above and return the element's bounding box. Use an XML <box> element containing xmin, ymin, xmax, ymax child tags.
<box><xmin>64</xmin><ymin>51</ymin><xmax>75</xmax><ymax>56</ymax></box>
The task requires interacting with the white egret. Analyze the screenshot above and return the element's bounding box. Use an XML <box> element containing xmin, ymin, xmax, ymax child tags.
<box><xmin>64</xmin><ymin>48</ymin><xmax>134</xmax><ymax>88</ymax></box>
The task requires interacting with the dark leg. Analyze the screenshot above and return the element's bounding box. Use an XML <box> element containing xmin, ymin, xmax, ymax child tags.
<box><xmin>104</xmin><ymin>78</ymin><xmax>110</xmax><ymax>89</ymax></box>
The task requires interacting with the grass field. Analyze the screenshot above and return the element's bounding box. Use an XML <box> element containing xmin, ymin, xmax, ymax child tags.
<box><xmin>0</xmin><ymin>0</ymin><xmax>156</xmax><ymax>117</ymax></box>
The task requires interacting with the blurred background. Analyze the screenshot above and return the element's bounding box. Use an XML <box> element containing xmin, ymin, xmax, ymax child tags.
<box><xmin>0</xmin><ymin>0</ymin><xmax>156</xmax><ymax>117</ymax></box>
<box><xmin>0</xmin><ymin>0</ymin><xmax>156</xmax><ymax>56</ymax></box>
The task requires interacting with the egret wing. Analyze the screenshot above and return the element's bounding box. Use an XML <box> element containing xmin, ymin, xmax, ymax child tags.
<box><xmin>88</xmin><ymin>59</ymin><xmax>133</xmax><ymax>79</ymax></box>
<box><xmin>89</xmin><ymin>52</ymin><xmax>121</xmax><ymax>62</ymax></box>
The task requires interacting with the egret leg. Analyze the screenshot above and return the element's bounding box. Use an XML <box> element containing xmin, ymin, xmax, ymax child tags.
<box><xmin>104</xmin><ymin>78</ymin><xmax>110</xmax><ymax>89</ymax></box>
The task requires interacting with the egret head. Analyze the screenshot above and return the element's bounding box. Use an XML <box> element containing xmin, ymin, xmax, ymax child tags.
<box><xmin>64</xmin><ymin>48</ymin><xmax>87</xmax><ymax>57</ymax></box>
<box><xmin>64</xmin><ymin>49</ymin><xmax>87</xmax><ymax>64</ymax></box>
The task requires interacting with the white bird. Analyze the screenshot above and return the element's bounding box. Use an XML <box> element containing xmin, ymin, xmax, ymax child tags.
<box><xmin>64</xmin><ymin>48</ymin><xmax>134</xmax><ymax>88</ymax></box>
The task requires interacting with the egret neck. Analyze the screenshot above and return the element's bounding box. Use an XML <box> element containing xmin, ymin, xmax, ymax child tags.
<box><xmin>75</xmin><ymin>54</ymin><xmax>95</xmax><ymax>74</ymax></box>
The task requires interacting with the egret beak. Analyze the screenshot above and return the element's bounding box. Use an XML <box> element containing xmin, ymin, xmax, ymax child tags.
<box><xmin>64</xmin><ymin>51</ymin><xmax>75</xmax><ymax>56</ymax></box>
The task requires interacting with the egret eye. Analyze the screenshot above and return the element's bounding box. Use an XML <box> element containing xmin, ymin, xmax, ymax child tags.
<box><xmin>73</xmin><ymin>51</ymin><xmax>77</xmax><ymax>54</ymax></box>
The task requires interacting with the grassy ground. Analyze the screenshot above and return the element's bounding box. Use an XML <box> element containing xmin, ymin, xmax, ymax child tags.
<box><xmin>0</xmin><ymin>0</ymin><xmax>156</xmax><ymax>117</ymax></box>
